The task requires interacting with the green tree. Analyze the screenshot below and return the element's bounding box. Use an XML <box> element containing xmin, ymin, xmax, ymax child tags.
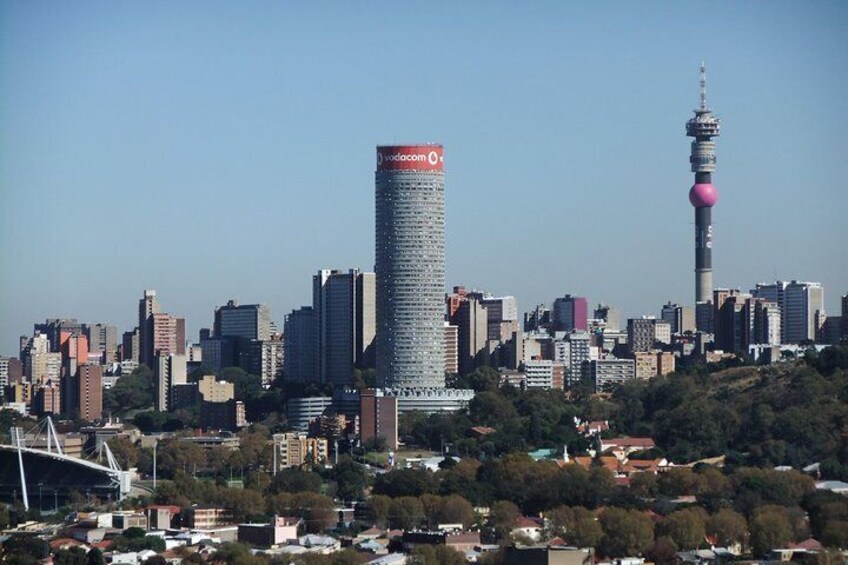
<box><xmin>369</xmin><ymin>495</ymin><xmax>392</xmax><ymax>528</ymax></box>
<box><xmin>270</xmin><ymin>468</ymin><xmax>322</xmax><ymax>494</ymax></box>
<box><xmin>469</xmin><ymin>391</ymin><xmax>519</xmax><ymax>428</ymax></box>
<box><xmin>566</xmin><ymin>506</ymin><xmax>604</xmax><ymax>548</ymax></box>
<box><xmin>103</xmin><ymin>365</ymin><xmax>154</xmax><ymax>414</ymax></box>
<box><xmin>630</xmin><ymin>472</ymin><xmax>658</xmax><ymax>498</ymax></box>
<box><xmin>211</xmin><ymin>543</ymin><xmax>266</xmax><ymax>565</ymax></box>
<box><xmin>644</xmin><ymin>537</ymin><xmax>679</xmax><ymax>565</ymax></box>
<box><xmin>373</xmin><ymin>468</ymin><xmax>437</xmax><ymax>498</ymax></box>
<box><xmin>53</xmin><ymin>547</ymin><xmax>87</xmax><ymax>565</ymax></box>
<box><xmin>732</xmin><ymin>468</ymin><xmax>815</xmax><ymax>514</ymax></box>
<box><xmin>658</xmin><ymin>508</ymin><xmax>707</xmax><ymax>550</ymax></box>
<box><xmin>107</xmin><ymin>437</ymin><xmax>139</xmax><ymax>469</ymax></box>
<box><xmin>488</xmin><ymin>500</ymin><xmax>521</xmax><ymax>541</ymax></box>
<box><xmin>388</xmin><ymin>496</ymin><xmax>424</xmax><ymax>530</ymax></box>
<box><xmin>157</xmin><ymin>439</ymin><xmax>206</xmax><ymax>477</ymax></box>
<box><xmin>86</xmin><ymin>548</ymin><xmax>105</xmax><ymax>565</ymax></box>
<box><xmin>332</xmin><ymin>456</ymin><xmax>369</xmax><ymax>502</ymax></box>
<box><xmin>219</xmin><ymin>487</ymin><xmax>266</xmax><ymax>523</ymax></box>
<box><xmin>749</xmin><ymin>507</ymin><xmax>793</xmax><ymax>557</ymax></box>
<box><xmin>437</xmin><ymin>494</ymin><xmax>475</xmax><ymax>529</ymax></box>
<box><xmin>657</xmin><ymin>468</ymin><xmax>701</xmax><ymax>497</ymax></box>
<box><xmin>599</xmin><ymin>508</ymin><xmax>654</xmax><ymax>557</ymax></box>
<box><xmin>706</xmin><ymin>509</ymin><xmax>748</xmax><ymax>548</ymax></box>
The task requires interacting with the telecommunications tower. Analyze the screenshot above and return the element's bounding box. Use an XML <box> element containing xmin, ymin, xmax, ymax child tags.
<box><xmin>686</xmin><ymin>63</ymin><xmax>721</xmax><ymax>310</ymax></box>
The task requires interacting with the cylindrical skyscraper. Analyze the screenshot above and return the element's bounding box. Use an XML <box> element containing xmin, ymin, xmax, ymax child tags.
<box><xmin>686</xmin><ymin>63</ymin><xmax>720</xmax><ymax>306</ymax></box>
<box><xmin>375</xmin><ymin>144</ymin><xmax>445</xmax><ymax>389</ymax></box>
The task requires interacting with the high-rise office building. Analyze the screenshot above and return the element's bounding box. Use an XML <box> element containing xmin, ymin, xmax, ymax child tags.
<box><xmin>842</xmin><ymin>293</ymin><xmax>848</xmax><ymax>342</ymax></box>
<box><xmin>214</xmin><ymin>300</ymin><xmax>273</xmax><ymax>342</ymax></box>
<box><xmin>625</xmin><ymin>318</ymin><xmax>670</xmax><ymax>354</ymax></box>
<box><xmin>375</xmin><ymin>145</ymin><xmax>445</xmax><ymax>389</ymax></box>
<box><xmin>212</xmin><ymin>299</ymin><xmax>278</xmax><ymax>377</ymax></box>
<box><xmin>524</xmin><ymin>304</ymin><xmax>551</xmax><ymax>332</ymax></box>
<box><xmin>34</xmin><ymin>319</ymin><xmax>82</xmax><ymax>352</ymax></box>
<box><xmin>122</xmin><ymin>329</ymin><xmax>140</xmax><ymax>363</ymax></box>
<box><xmin>139</xmin><ymin>290</ymin><xmax>159</xmax><ymax>367</ymax></box>
<box><xmin>27</xmin><ymin>352</ymin><xmax>62</xmax><ymax>385</ymax></box>
<box><xmin>313</xmin><ymin>269</ymin><xmax>376</xmax><ymax>387</ymax></box>
<box><xmin>360</xmin><ymin>388</ymin><xmax>398</xmax><ymax>450</ymax></box>
<box><xmin>552</xmin><ymin>295</ymin><xmax>588</xmax><ymax>332</ymax></box>
<box><xmin>0</xmin><ymin>356</ymin><xmax>8</xmax><ymax>394</ymax></box>
<box><xmin>149</xmin><ymin>313</ymin><xmax>185</xmax><ymax>363</ymax></box>
<box><xmin>661</xmin><ymin>303</ymin><xmax>695</xmax><ymax>335</ymax></box>
<box><xmin>453</xmin><ymin>296</ymin><xmax>489</xmax><ymax>376</ymax></box>
<box><xmin>714</xmin><ymin>290</ymin><xmax>752</xmax><ymax>353</ymax></box>
<box><xmin>594</xmin><ymin>304</ymin><xmax>621</xmax><ymax>332</ymax></box>
<box><xmin>750</xmin><ymin>299</ymin><xmax>782</xmax><ymax>346</ymax></box>
<box><xmin>154</xmin><ymin>354</ymin><xmax>187</xmax><ymax>411</ymax></box>
<box><xmin>283</xmin><ymin>306</ymin><xmax>317</xmax><ymax>384</ymax></box>
<box><xmin>686</xmin><ymin>63</ymin><xmax>721</xmax><ymax>306</ymax></box>
<box><xmin>754</xmin><ymin>280</ymin><xmax>825</xmax><ymax>344</ymax></box>
<box><xmin>84</xmin><ymin>323</ymin><xmax>117</xmax><ymax>364</ymax></box>
<box><xmin>481</xmin><ymin>295</ymin><xmax>520</xmax><ymax>344</ymax></box>
<box><xmin>60</xmin><ymin>332</ymin><xmax>89</xmax><ymax>379</ymax></box>
<box><xmin>783</xmin><ymin>281</ymin><xmax>825</xmax><ymax>344</ymax></box>
<box><xmin>78</xmin><ymin>365</ymin><xmax>103</xmax><ymax>421</ymax></box>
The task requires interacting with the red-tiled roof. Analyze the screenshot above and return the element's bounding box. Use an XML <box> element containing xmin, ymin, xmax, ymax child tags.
<box><xmin>446</xmin><ymin>532</ymin><xmax>481</xmax><ymax>545</ymax></box>
<box><xmin>514</xmin><ymin>517</ymin><xmax>542</xmax><ymax>529</ymax></box>
<box><xmin>49</xmin><ymin>538</ymin><xmax>86</xmax><ymax>550</ymax></box>
<box><xmin>788</xmin><ymin>538</ymin><xmax>823</xmax><ymax>551</ymax></box>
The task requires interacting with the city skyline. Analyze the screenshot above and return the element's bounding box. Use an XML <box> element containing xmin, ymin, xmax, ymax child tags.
<box><xmin>2</xmin><ymin>2</ymin><xmax>847</xmax><ymax>355</ymax></box>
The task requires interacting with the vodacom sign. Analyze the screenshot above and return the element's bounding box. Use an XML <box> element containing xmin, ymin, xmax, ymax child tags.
<box><xmin>376</xmin><ymin>145</ymin><xmax>444</xmax><ymax>172</ymax></box>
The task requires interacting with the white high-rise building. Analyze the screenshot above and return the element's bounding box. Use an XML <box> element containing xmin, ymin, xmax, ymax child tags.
<box><xmin>374</xmin><ymin>144</ymin><xmax>473</xmax><ymax>413</ymax></box>
<box><xmin>375</xmin><ymin>145</ymin><xmax>446</xmax><ymax>389</ymax></box>
<box><xmin>754</xmin><ymin>280</ymin><xmax>824</xmax><ymax>343</ymax></box>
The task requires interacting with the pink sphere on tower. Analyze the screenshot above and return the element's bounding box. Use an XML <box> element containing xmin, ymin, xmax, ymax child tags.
<box><xmin>689</xmin><ymin>182</ymin><xmax>718</xmax><ymax>208</ymax></box>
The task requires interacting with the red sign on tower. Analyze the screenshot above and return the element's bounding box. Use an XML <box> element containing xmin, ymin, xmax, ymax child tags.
<box><xmin>376</xmin><ymin>145</ymin><xmax>443</xmax><ymax>172</ymax></box>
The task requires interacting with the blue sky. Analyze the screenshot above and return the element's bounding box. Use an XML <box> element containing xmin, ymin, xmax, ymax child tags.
<box><xmin>1</xmin><ymin>1</ymin><xmax>846</xmax><ymax>354</ymax></box>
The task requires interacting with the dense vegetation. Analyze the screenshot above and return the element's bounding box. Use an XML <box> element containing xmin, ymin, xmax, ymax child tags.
<box><xmin>405</xmin><ymin>346</ymin><xmax>848</xmax><ymax>470</ymax></box>
<box><xmin>5</xmin><ymin>346</ymin><xmax>848</xmax><ymax>563</ymax></box>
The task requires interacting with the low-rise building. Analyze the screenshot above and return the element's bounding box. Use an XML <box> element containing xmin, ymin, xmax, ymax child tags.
<box><xmin>183</xmin><ymin>505</ymin><xmax>235</xmax><ymax>529</ymax></box>
<box><xmin>274</xmin><ymin>432</ymin><xmax>329</xmax><ymax>469</ymax></box>
<box><xmin>238</xmin><ymin>516</ymin><xmax>301</xmax><ymax>548</ymax></box>
<box><xmin>585</xmin><ymin>359</ymin><xmax>636</xmax><ymax>391</ymax></box>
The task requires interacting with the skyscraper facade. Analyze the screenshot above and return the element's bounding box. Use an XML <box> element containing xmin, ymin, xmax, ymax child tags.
<box><xmin>313</xmin><ymin>269</ymin><xmax>376</xmax><ymax>387</ymax></box>
<box><xmin>375</xmin><ymin>145</ymin><xmax>445</xmax><ymax>389</ymax></box>
<box><xmin>214</xmin><ymin>300</ymin><xmax>272</xmax><ymax>342</ymax></box>
<box><xmin>139</xmin><ymin>290</ymin><xmax>159</xmax><ymax>367</ymax></box>
<box><xmin>686</xmin><ymin>64</ymin><xmax>721</xmax><ymax>321</ymax></box>
<box><xmin>783</xmin><ymin>281</ymin><xmax>824</xmax><ymax>343</ymax></box>
<box><xmin>753</xmin><ymin>280</ymin><xmax>825</xmax><ymax>344</ymax></box>
<box><xmin>283</xmin><ymin>306</ymin><xmax>317</xmax><ymax>384</ymax></box>
<box><xmin>85</xmin><ymin>323</ymin><xmax>117</xmax><ymax>364</ymax></box>
<box><xmin>660</xmin><ymin>303</ymin><xmax>695</xmax><ymax>335</ymax></box>
<box><xmin>454</xmin><ymin>296</ymin><xmax>489</xmax><ymax>376</ymax></box>
<box><xmin>149</xmin><ymin>313</ymin><xmax>186</xmax><ymax>362</ymax></box>
<box><xmin>552</xmin><ymin>295</ymin><xmax>588</xmax><ymax>332</ymax></box>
